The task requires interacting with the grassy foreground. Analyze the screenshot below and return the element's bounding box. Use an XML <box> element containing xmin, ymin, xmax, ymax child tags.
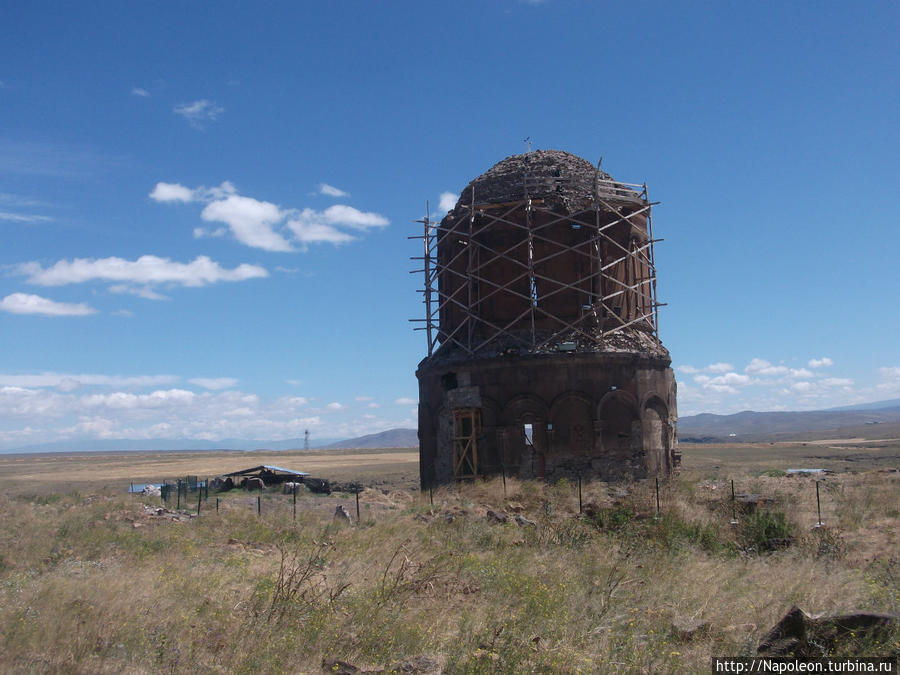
<box><xmin>0</xmin><ymin>467</ymin><xmax>898</xmax><ymax>673</ymax></box>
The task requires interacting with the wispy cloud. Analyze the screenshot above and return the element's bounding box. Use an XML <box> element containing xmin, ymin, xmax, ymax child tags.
<box><xmin>189</xmin><ymin>377</ymin><xmax>238</xmax><ymax>390</ymax></box>
<box><xmin>0</xmin><ymin>372</ymin><xmax>178</xmax><ymax>389</ymax></box>
<box><xmin>394</xmin><ymin>397</ymin><xmax>417</xmax><ymax>405</ymax></box>
<box><xmin>0</xmin><ymin>293</ymin><xmax>96</xmax><ymax>317</ymax></box>
<box><xmin>319</xmin><ymin>183</ymin><xmax>350</xmax><ymax>198</ymax></box>
<box><xmin>0</xmin><ymin>211</ymin><xmax>52</xmax><ymax>223</ymax></box>
<box><xmin>131</xmin><ymin>87</ymin><xmax>150</xmax><ymax>97</ymax></box>
<box><xmin>0</xmin><ymin>139</ymin><xmax>118</xmax><ymax>178</ymax></box>
<box><xmin>173</xmin><ymin>100</ymin><xmax>224</xmax><ymax>128</ymax></box>
<box><xmin>15</xmin><ymin>255</ymin><xmax>268</xmax><ymax>297</ymax></box>
<box><xmin>673</xmin><ymin>356</ymin><xmax>882</xmax><ymax>415</ymax></box>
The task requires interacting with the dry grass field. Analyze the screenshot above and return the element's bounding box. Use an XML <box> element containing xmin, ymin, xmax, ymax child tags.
<box><xmin>0</xmin><ymin>442</ymin><xmax>897</xmax><ymax>673</ymax></box>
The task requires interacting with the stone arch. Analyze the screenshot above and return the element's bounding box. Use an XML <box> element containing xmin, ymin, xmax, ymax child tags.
<box><xmin>549</xmin><ymin>391</ymin><xmax>594</xmax><ymax>455</ymax></box>
<box><xmin>501</xmin><ymin>393</ymin><xmax>549</xmax><ymax>478</ymax></box>
<box><xmin>596</xmin><ymin>390</ymin><xmax>640</xmax><ymax>457</ymax></box>
<box><xmin>642</xmin><ymin>395</ymin><xmax>670</xmax><ymax>477</ymax></box>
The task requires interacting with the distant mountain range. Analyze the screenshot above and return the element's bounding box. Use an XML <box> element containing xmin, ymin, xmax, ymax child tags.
<box><xmin>321</xmin><ymin>428</ymin><xmax>418</xmax><ymax>449</ymax></box>
<box><xmin>5</xmin><ymin>399</ymin><xmax>900</xmax><ymax>454</ymax></box>
<box><xmin>677</xmin><ymin>400</ymin><xmax>900</xmax><ymax>443</ymax></box>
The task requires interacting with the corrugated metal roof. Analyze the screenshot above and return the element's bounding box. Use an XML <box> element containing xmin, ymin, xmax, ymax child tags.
<box><xmin>222</xmin><ymin>464</ymin><xmax>308</xmax><ymax>477</ymax></box>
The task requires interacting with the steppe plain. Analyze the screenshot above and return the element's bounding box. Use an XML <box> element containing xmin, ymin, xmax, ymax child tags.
<box><xmin>0</xmin><ymin>438</ymin><xmax>897</xmax><ymax>673</ymax></box>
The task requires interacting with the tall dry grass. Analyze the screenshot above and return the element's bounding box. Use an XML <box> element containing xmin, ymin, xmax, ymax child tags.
<box><xmin>0</xmin><ymin>470</ymin><xmax>897</xmax><ymax>673</ymax></box>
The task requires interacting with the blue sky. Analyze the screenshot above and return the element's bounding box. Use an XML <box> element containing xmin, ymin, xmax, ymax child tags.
<box><xmin>1</xmin><ymin>1</ymin><xmax>898</xmax><ymax>450</ymax></box>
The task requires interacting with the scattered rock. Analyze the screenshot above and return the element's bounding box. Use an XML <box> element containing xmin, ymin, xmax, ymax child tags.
<box><xmin>672</xmin><ymin>618</ymin><xmax>711</xmax><ymax>642</ymax></box>
<box><xmin>485</xmin><ymin>509</ymin><xmax>508</xmax><ymax>524</ymax></box>
<box><xmin>389</xmin><ymin>654</ymin><xmax>440</xmax><ymax>674</ymax></box>
<box><xmin>321</xmin><ymin>658</ymin><xmax>359</xmax><ymax>674</ymax></box>
<box><xmin>334</xmin><ymin>504</ymin><xmax>353</xmax><ymax>524</ymax></box>
<box><xmin>758</xmin><ymin>605</ymin><xmax>898</xmax><ymax>657</ymax></box>
<box><xmin>514</xmin><ymin>514</ymin><xmax>537</xmax><ymax>527</ymax></box>
<box><xmin>506</xmin><ymin>502</ymin><xmax>525</xmax><ymax>513</ymax></box>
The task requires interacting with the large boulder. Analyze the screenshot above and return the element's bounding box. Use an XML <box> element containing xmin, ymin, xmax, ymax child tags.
<box><xmin>758</xmin><ymin>605</ymin><xmax>898</xmax><ymax>657</ymax></box>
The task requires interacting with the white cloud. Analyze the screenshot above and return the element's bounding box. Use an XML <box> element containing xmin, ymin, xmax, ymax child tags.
<box><xmin>438</xmin><ymin>192</ymin><xmax>458</xmax><ymax>213</ymax></box>
<box><xmin>355</xmin><ymin>396</ymin><xmax>373</xmax><ymax>402</ymax></box>
<box><xmin>150</xmin><ymin>182</ymin><xmax>195</xmax><ymax>203</ymax></box>
<box><xmin>189</xmin><ymin>377</ymin><xmax>238</xmax><ymax>390</ymax></box>
<box><xmin>108</xmin><ymin>284</ymin><xmax>170</xmax><ymax>300</ymax></box>
<box><xmin>326</xmin><ymin>402</ymin><xmax>343</xmax><ymax>410</ymax></box>
<box><xmin>173</xmin><ymin>100</ymin><xmax>223</xmax><ymax>127</ymax></box>
<box><xmin>821</xmin><ymin>378</ymin><xmax>853</xmax><ymax>387</ymax></box>
<box><xmin>676</xmin><ymin>365</ymin><xmax>700</xmax><ymax>374</ymax></box>
<box><xmin>279</xmin><ymin>396</ymin><xmax>309</xmax><ymax>407</ymax></box>
<box><xmin>0</xmin><ymin>293</ymin><xmax>96</xmax><ymax>316</ymax></box>
<box><xmin>706</xmin><ymin>362</ymin><xmax>733</xmax><ymax>374</ymax></box>
<box><xmin>319</xmin><ymin>183</ymin><xmax>350</xmax><ymax>198</ymax></box>
<box><xmin>18</xmin><ymin>255</ymin><xmax>268</xmax><ymax>291</ymax></box>
<box><xmin>153</xmin><ymin>181</ymin><xmax>386</xmax><ymax>252</ymax></box>
<box><xmin>131</xmin><ymin>87</ymin><xmax>150</xmax><ymax>97</ymax></box>
<box><xmin>319</xmin><ymin>204</ymin><xmax>389</xmax><ymax>230</ymax></box>
<box><xmin>201</xmin><ymin>195</ymin><xmax>293</xmax><ymax>252</ymax></box>
<box><xmin>745</xmin><ymin>358</ymin><xmax>789</xmax><ymax>376</ymax></box>
<box><xmin>82</xmin><ymin>389</ymin><xmax>196</xmax><ymax>410</ymax></box>
<box><xmin>808</xmin><ymin>357</ymin><xmax>834</xmax><ymax>369</ymax></box>
<box><xmin>193</xmin><ymin>226</ymin><xmax>227</xmax><ymax>239</ymax></box>
<box><xmin>394</xmin><ymin>397</ymin><xmax>417</xmax><ymax>405</ymax></box>
<box><xmin>788</xmin><ymin>368</ymin><xmax>814</xmax><ymax>379</ymax></box>
<box><xmin>285</xmin><ymin>218</ymin><xmax>354</xmax><ymax>246</ymax></box>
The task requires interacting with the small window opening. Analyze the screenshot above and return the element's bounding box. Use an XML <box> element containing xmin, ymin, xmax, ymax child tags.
<box><xmin>523</xmin><ymin>423</ymin><xmax>534</xmax><ymax>445</ymax></box>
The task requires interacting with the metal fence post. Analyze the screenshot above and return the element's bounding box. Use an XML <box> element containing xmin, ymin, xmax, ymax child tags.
<box><xmin>655</xmin><ymin>477</ymin><xmax>660</xmax><ymax>518</ymax></box>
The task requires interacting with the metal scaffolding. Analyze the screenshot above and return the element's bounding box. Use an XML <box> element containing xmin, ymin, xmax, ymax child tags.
<box><xmin>412</xmin><ymin>168</ymin><xmax>664</xmax><ymax>357</ymax></box>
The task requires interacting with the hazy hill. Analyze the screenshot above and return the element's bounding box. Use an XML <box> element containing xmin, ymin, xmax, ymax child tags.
<box><xmin>321</xmin><ymin>428</ymin><xmax>418</xmax><ymax>450</ymax></box>
<box><xmin>678</xmin><ymin>403</ymin><xmax>900</xmax><ymax>442</ymax></box>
